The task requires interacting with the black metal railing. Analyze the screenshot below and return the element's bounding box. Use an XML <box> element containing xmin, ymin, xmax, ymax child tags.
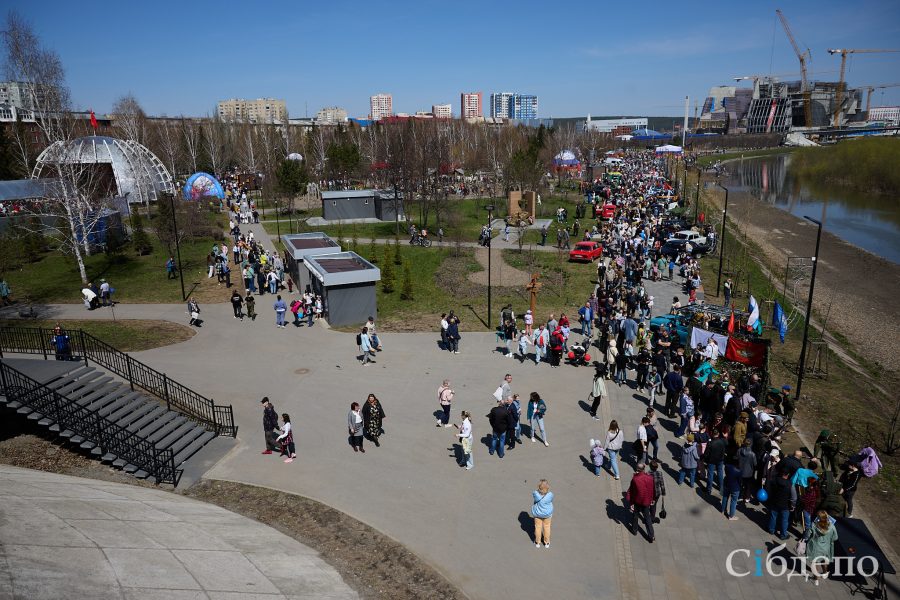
<box><xmin>0</xmin><ymin>326</ymin><xmax>236</xmax><ymax>437</ymax></box>
<box><xmin>0</xmin><ymin>360</ymin><xmax>180</xmax><ymax>485</ymax></box>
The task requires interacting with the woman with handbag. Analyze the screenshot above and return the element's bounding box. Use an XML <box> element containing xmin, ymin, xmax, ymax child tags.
<box><xmin>348</xmin><ymin>402</ymin><xmax>365</xmax><ymax>453</ymax></box>
<box><xmin>802</xmin><ymin>510</ymin><xmax>838</xmax><ymax>585</ymax></box>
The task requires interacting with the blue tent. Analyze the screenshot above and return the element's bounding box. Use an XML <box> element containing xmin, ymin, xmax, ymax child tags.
<box><xmin>183</xmin><ymin>172</ymin><xmax>225</xmax><ymax>201</ymax></box>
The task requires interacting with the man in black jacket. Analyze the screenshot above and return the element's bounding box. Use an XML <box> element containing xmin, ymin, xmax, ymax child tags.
<box><xmin>488</xmin><ymin>401</ymin><xmax>510</xmax><ymax>458</ymax></box>
<box><xmin>703</xmin><ymin>430</ymin><xmax>728</xmax><ymax>496</ymax></box>
<box><xmin>662</xmin><ymin>365</ymin><xmax>684</xmax><ymax>417</ymax></box>
<box><xmin>261</xmin><ymin>397</ymin><xmax>278</xmax><ymax>454</ymax></box>
<box><xmin>698</xmin><ymin>380</ymin><xmax>720</xmax><ymax>424</ymax></box>
<box><xmin>766</xmin><ymin>469</ymin><xmax>794</xmax><ymax>540</ymax></box>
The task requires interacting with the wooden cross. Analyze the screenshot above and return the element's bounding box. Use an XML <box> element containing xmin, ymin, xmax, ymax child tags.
<box><xmin>526</xmin><ymin>272</ymin><xmax>542</xmax><ymax>315</ymax></box>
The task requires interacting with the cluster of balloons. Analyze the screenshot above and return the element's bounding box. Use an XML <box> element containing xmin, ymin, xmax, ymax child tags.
<box><xmin>566</xmin><ymin>351</ymin><xmax>591</xmax><ymax>361</ymax></box>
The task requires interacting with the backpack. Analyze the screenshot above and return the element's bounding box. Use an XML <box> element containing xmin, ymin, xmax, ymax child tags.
<box><xmin>355</xmin><ymin>333</ymin><xmax>362</xmax><ymax>346</ymax></box>
<box><xmin>645</xmin><ymin>424</ymin><xmax>658</xmax><ymax>442</ymax></box>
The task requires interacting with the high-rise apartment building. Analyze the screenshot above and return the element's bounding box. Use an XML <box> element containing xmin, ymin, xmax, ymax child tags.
<box><xmin>490</xmin><ymin>92</ymin><xmax>538</xmax><ymax>120</ymax></box>
<box><xmin>460</xmin><ymin>92</ymin><xmax>483</xmax><ymax>118</ymax></box>
<box><xmin>217</xmin><ymin>98</ymin><xmax>287</xmax><ymax>123</ymax></box>
<box><xmin>432</xmin><ymin>104</ymin><xmax>452</xmax><ymax>119</ymax></box>
<box><xmin>0</xmin><ymin>81</ymin><xmax>52</xmax><ymax>111</ymax></box>
<box><xmin>370</xmin><ymin>93</ymin><xmax>393</xmax><ymax>120</ymax></box>
<box><xmin>315</xmin><ymin>106</ymin><xmax>348</xmax><ymax>124</ymax></box>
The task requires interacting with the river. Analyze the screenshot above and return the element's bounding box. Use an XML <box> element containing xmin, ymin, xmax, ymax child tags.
<box><xmin>724</xmin><ymin>153</ymin><xmax>900</xmax><ymax>264</ymax></box>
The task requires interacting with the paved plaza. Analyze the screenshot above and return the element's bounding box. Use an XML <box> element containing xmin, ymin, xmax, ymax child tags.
<box><xmin>2</xmin><ymin>225</ymin><xmax>896</xmax><ymax>600</ymax></box>
<box><xmin>0</xmin><ymin>465</ymin><xmax>358</xmax><ymax>600</ymax></box>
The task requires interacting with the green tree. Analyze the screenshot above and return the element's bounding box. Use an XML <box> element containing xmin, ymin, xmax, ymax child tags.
<box><xmin>275</xmin><ymin>158</ymin><xmax>309</xmax><ymax>196</ymax></box>
<box><xmin>326</xmin><ymin>138</ymin><xmax>361</xmax><ymax>182</ymax></box>
<box><xmin>393</xmin><ymin>236</ymin><xmax>402</xmax><ymax>265</ymax></box>
<box><xmin>400</xmin><ymin>263</ymin><xmax>414</xmax><ymax>300</ymax></box>
<box><xmin>368</xmin><ymin>238</ymin><xmax>378</xmax><ymax>263</ymax></box>
<box><xmin>0</xmin><ymin>125</ymin><xmax>20</xmax><ymax>179</ymax></box>
<box><xmin>381</xmin><ymin>244</ymin><xmax>395</xmax><ymax>293</ymax></box>
<box><xmin>351</xmin><ymin>225</ymin><xmax>359</xmax><ymax>254</ymax></box>
<box><xmin>130</xmin><ymin>211</ymin><xmax>153</xmax><ymax>256</ymax></box>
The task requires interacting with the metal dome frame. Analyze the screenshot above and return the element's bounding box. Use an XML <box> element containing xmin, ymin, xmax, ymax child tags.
<box><xmin>32</xmin><ymin>135</ymin><xmax>175</xmax><ymax>204</ymax></box>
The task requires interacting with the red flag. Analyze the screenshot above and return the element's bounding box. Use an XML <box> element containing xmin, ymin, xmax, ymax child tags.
<box><xmin>725</xmin><ymin>338</ymin><xmax>767</xmax><ymax>368</ymax></box>
<box><xmin>727</xmin><ymin>310</ymin><xmax>735</xmax><ymax>334</ymax></box>
<box><xmin>89</xmin><ymin>110</ymin><xmax>98</xmax><ymax>130</ymax></box>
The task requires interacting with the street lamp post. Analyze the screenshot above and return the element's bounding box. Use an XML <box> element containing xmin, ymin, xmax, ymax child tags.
<box><xmin>794</xmin><ymin>216</ymin><xmax>822</xmax><ymax>412</ymax></box>
<box><xmin>485</xmin><ymin>204</ymin><xmax>495</xmax><ymax>329</ymax></box>
<box><xmin>694</xmin><ymin>167</ymin><xmax>701</xmax><ymax>222</ymax></box>
<box><xmin>713</xmin><ymin>181</ymin><xmax>729</xmax><ymax>298</ymax></box>
<box><xmin>275</xmin><ymin>198</ymin><xmax>281</xmax><ymax>238</ymax></box>
<box><xmin>170</xmin><ymin>194</ymin><xmax>186</xmax><ymax>301</ymax></box>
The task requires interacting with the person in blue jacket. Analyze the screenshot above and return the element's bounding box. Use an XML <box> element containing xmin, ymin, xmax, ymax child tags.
<box><xmin>532</xmin><ymin>479</ymin><xmax>554</xmax><ymax>548</ymax></box>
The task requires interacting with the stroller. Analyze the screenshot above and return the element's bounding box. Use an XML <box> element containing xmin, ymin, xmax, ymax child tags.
<box><xmin>566</xmin><ymin>336</ymin><xmax>593</xmax><ymax>366</ymax></box>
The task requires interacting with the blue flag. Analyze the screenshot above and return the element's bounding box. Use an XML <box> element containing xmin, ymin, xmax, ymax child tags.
<box><xmin>774</xmin><ymin>301</ymin><xmax>788</xmax><ymax>343</ymax></box>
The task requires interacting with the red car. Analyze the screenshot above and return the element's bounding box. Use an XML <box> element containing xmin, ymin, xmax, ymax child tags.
<box><xmin>597</xmin><ymin>203</ymin><xmax>616</xmax><ymax>219</ymax></box>
<box><xmin>569</xmin><ymin>241</ymin><xmax>603</xmax><ymax>262</ymax></box>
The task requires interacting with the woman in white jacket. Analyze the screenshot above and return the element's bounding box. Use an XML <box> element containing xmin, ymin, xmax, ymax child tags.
<box><xmin>604</xmin><ymin>420</ymin><xmax>624</xmax><ymax>480</ymax></box>
<box><xmin>454</xmin><ymin>411</ymin><xmax>474</xmax><ymax>470</ymax></box>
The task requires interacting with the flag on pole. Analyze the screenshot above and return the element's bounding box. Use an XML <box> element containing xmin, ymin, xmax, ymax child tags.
<box><xmin>89</xmin><ymin>109</ymin><xmax>98</xmax><ymax>130</ymax></box>
<box><xmin>746</xmin><ymin>296</ymin><xmax>759</xmax><ymax>330</ymax></box>
<box><xmin>773</xmin><ymin>301</ymin><xmax>788</xmax><ymax>343</ymax></box>
<box><xmin>727</xmin><ymin>310</ymin><xmax>735</xmax><ymax>334</ymax></box>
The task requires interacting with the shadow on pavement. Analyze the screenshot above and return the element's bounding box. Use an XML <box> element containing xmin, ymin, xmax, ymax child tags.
<box><xmin>448</xmin><ymin>444</ymin><xmax>463</xmax><ymax>466</ymax></box>
<box><xmin>577</xmin><ymin>400</ymin><xmax>592</xmax><ymax>414</ymax></box>
<box><xmin>605</xmin><ymin>498</ymin><xmax>631</xmax><ymax>526</ymax></box>
<box><xmin>579</xmin><ymin>454</ymin><xmax>596</xmax><ymax>475</ymax></box>
<box><xmin>518</xmin><ymin>511</ymin><xmax>534</xmax><ymax>543</ymax></box>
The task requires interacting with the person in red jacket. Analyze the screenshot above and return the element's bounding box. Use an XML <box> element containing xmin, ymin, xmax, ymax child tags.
<box><xmin>625</xmin><ymin>462</ymin><xmax>656</xmax><ymax>542</ymax></box>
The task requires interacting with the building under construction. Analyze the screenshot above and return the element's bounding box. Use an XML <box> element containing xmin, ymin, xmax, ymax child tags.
<box><xmin>699</xmin><ymin>77</ymin><xmax>864</xmax><ymax>134</ymax></box>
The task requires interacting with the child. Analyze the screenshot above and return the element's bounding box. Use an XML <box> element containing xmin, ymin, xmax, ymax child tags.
<box><xmin>590</xmin><ymin>439</ymin><xmax>606</xmax><ymax>476</ymax></box>
<box><xmin>276</xmin><ymin>413</ymin><xmax>296</xmax><ymax>463</ymax></box>
<box><xmin>518</xmin><ymin>331</ymin><xmax>530</xmax><ymax>361</ymax></box>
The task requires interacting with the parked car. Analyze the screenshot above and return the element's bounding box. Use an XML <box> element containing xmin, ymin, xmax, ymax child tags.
<box><xmin>569</xmin><ymin>241</ymin><xmax>603</xmax><ymax>262</ymax></box>
<box><xmin>667</xmin><ymin>230</ymin><xmax>708</xmax><ymax>246</ymax></box>
<box><xmin>594</xmin><ymin>203</ymin><xmax>616</xmax><ymax>220</ymax></box>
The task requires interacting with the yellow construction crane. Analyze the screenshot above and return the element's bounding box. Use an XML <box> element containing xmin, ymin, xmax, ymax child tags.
<box><xmin>828</xmin><ymin>49</ymin><xmax>900</xmax><ymax>126</ymax></box>
<box><xmin>776</xmin><ymin>9</ymin><xmax>813</xmax><ymax>127</ymax></box>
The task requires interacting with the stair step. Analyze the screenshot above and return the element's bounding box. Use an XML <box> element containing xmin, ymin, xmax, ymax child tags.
<box><xmin>38</xmin><ymin>418</ymin><xmax>53</xmax><ymax>426</ymax></box>
<box><xmin>78</xmin><ymin>440</ymin><xmax>95</xmax><ymax>450</ymax></box>
<box><xmin>106</xmin><ymin>396</ymin><xmax>150</xmax><ymax>423</ymax></box>
<box><xmin>26</xmin><ymin>411</ymin><xmax>44</xmax><ymax>421</ymax></box>
<box><xmin>49</xmin><ymin>424</ymin><xmax>60</xmax><ymax>432</ymax></box>
<box><xmin>64</xmin><ymin>376</ymin><xmax>113</xmax><ymax>399</ymax></box>
<box><xmin>145</xmin><ymin>415</ymin><xmax>188</xmax><ymax>443</ymax></box>
<box><xmin>133</xmin><ymin>470</ymin><xmax>149</xmax><ymax>479</ymax></box>
<box><xmin>155</xmin><ymin>421</ymin><xmax>198</xmax><ymax>450</ymax></box>
<box><xmin>16</xmin><ymin>406</ymin><xmax>33</xmax><ymax>416</ymax></box>
<box><xmin>100</xmin><ymin>452</ymin><xmax>116</xmax><ymax>462</ymax></box>
<box><xmin>90</xmin><ymin>447</ymin><xmax>102</xmax><ymax>456</ymax></box>
<box><xmin>45</xmin><ymin>367</ymin><xmax>92</xmax><ymax>389</ymax></box>
<box><xmin>53</xmin><ymin>371</ymin><xmax>103</xmax><ymax>396</ymax></box>
<box><xmin>132</xmin><ymin>411</ymin><xmax>178</xmax><ymax>437</ymax></box>
<box><xmin>96</xmin><ymin>392</ymin><xmax>144</xmax><ymax>418</ymax></box>
<box><xmin>72</xmin><ymin>382</ymin><xmax>123</xmax><ymax>408</ymax></box>
<box><xmin>7</xmin><ymin>401</ymin><xmax>21</xmax><ymax>409</ymax></box>
<box><xmin>59</xmin><ymin>429</ymin><xmax>74</xmax><ymax>438</ymax></box>
<box><xmin>167</xmin><ymin>425</ymin><xmax>206</xmax><ymax>456</ymax></box>
<box><xmin>112</xmin><ymin>458</ymin><xmax>127</xmax><ymax>468</ymax></box>
<box><xmin>123</xmin><ymin>463</ymin><xmax>138</xmax><ymax>473</ymax></box>
<box><xmin>69</xmin><ymin>435</ymin><xmax>84</xmax><ymax>444</ymax></box>
<box><xmin>172</xmin><ymin>429</ymin><xmax>216</xmax><ymax>465</ymax></box>
<box><xmin>126</xmin><ymin>406</ymin><xmax>169</xmax><ymax>433</ymax></box>
<box><xmin>112</xmin><ymin>401</ymin><xmax>160</xmax><ymax>429</ymax></box>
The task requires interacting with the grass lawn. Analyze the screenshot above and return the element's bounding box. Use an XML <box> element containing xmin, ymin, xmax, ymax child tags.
<box><xmin>697</xmin><ymin>147</ymin><xmax>795</xmax><ymax>167</ymax></box>
<box><xmin>0</xmin><ymin>319</ymin><xmax>195</xmax><ymax>352</ymax></box>
<box><xmin>3</xmin><ymin>238</ymin><xmax>234</xmax><ymax>305</ymax></box>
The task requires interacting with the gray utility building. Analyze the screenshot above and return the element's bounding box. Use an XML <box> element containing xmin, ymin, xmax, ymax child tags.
<box><xmin>321</xmin><ymin>189</ymin><xmax>403</xmax><ymax>222</ymax></box>
<box><xmin>304</xmin><ymin>252</ymin><xmax>381</xmax><ymax>327</ymax></box>
<box><xmin>281</xmin><ymin>233</ymin><xmax>343</xmax><ymax>293</ymax></box>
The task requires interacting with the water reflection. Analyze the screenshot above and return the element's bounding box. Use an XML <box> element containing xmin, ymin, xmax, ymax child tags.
<box><xmin>725</xmin><ymin>154</ymin><xmax>900</xmax><ymax>264</ymax></box>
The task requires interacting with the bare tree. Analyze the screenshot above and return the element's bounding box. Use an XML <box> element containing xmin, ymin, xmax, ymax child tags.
<box><xmin>150</xmin><ymin>117</ymin><xmax>184</xmax><ymax>182</ymax></box>
<box><xmin>182</xmin><ymin>117</ymin><xmax>201</xmax><ymax>174</ymax></box>
<box><xmin>3</xmin><ymin>11</ymin><xmax>109</xmax><ymax>283</ymax></box>
<box><xmin>111</xmin><ymin>93</ymin><xmax>146</xmax><ymax>144</ymax></box>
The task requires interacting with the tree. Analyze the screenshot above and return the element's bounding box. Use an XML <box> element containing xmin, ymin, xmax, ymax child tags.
<box><xmin>0</xmin><ymin>124</ymin><xmax>19</xmax><ymax>179</ymax></box>
<box><xmin>393</xmin><ymin>236</ymin><xmax>402</xmax><ymax>265</ymax></box>
<box><xmin>381</xmin><ymin>244</ymin><xmax>395</xmax><ymax>293</ymax></box>
<box><xmin>400</xmin><ymin>263</ymin><xmax>414</xmax><ymax>300</ymax></box>
<box><xmin>350</xmin><ymin>225</ymin><xmax>359</xmax><ymax>254</ymax></box>
<box><xmin>368</xmin><ymin>238</ymin><xmax>378</xmax><ymax>263</ymax></box>
<box><xmin>130</xmin><ymin>211</ymin><xmax>153</xmax><ymax>255</ymax></box>
<box><xmin>275</xmin><ymin>158</ymin><xmax>308</xmax><ymax>196</ymax></box>
<box><xmin>111</xmin><ymin>93</ymin><xmax>146</xmax><ymax>144</ymax></box>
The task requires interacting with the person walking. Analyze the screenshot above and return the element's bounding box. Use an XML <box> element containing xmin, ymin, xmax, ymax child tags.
<box><xmin>531</xmin><ymin>479</ymin><xmax>554</xmax><ymax>548</ymax></box>
<box><xmin>804</xmin><ymin>510</ymin><xmax>838</xmax><ymax>585</ymax></box>
<box><xmin>275</xmin><ymin>413</ymin><xmax>297</xmax><ymax>463</ymax></box>
<box><xmin>488</xmin><ymin>399</ymin><xmax>510</xmax><ymax>458</ymax></box>
<box><xmin>273</xmin><ymin>294</ymin><xmax>287</xmax><ymax>328</ymax></box>
<box><xmin>261</xmin><ymin>397</ymin><xmax>278</xmax><ymax>454</ymax></box>
<box><xmin>437</xmin><ymin>380</ymin><xmax>454</xmax><ymax>427</ymax></box>
<box><xmin>362</xmin><ymin>393</ymin><xmax>386</xmax><ymax>447</ymax></box>
<box><xmin>230</xmin><ymin>290</ymin><xmax>244</xmax><ymax>320</ymax></box>
<box><xmin>590</xmin><ymin>439</ymin><xmax>606</xmax><ymax>476</ymax></box>
<box><xmin>590</xmin><ymin>364</ymin><xmax>608</xmax><ymax>420</ymax></box>
<box><xmin>675</xmin><ymin>389</ymin><xmax>694</xmax><ymax>438</ymax></box>
<box><xmin>645</xmin><ymin>408</ymin><xmax>660</xmax><ymax>461</ymax></box>
<box><xmin>532</xmin><ymin>324</ymin><xmax>548</xmax><ymax>365</ymax></box>
<box><xmin>348</xmin><ymin>402</ymin><xmax>365</xmax><ymax>453</ymax></box>
<box><xmin>527</xmin><ymin>392</ymin><xmax>548</xmax><ymax>446</ymax></box>
<box><xmin>506</xmin><ymin>394</ymin><xmax>522</xmax><ymax>449</ymax></box>
<box><xmin>358</xmin><ymin>327</ymin><xmax>374</xmax><ymax>365</ymax></box>
<box><xmin>454</xmin><ymin>411</ymin><xmax>474</xmax><ymax>470</ymax></box>
<box><xmin>165</xmin><ymin>257</ymin><xmax>177</xmax><ymax>280</ymax></box>
<box><xmin>677</xmin><ymin>433</ymin><xmax>700</xmax><ymax>487</ymax></box>
<box><xmin>187</xmin><ymin>297</ymin><xmax>201</xmax><ymax>326</ymax></box>
<box><xmin>245</xmin><ymin>292</ymin><xmax>256</xmax><ymax>321</ymax></box>
<box><xmin>649</xmin><ymin>460</ymin><xmax>666</xmax><ymax>523</ymax></box>
<box><xmin>604</xmin><ymin>421</ymin><xmax>624</xmax><ymax>480</ymax></box>
<box><xmin>447</xmin><ymin>317</ymin><xmax>461</xmax><ymax>354</ymax></box>
<box><xmin>625</xmin><ymin>463</ymin><xmax>655</xmax><ymax>542</ymax></box>
<box><xmin>839</xmin><ymin>462</ymin><xmax>862</xmax><ymax>517</ymax></box>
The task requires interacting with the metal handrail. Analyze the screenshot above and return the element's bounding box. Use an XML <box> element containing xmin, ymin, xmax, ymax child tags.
<box><xmin>0</xmin><ymin>360</ymin><xmax>180</xmax><ymax>485</ymax></box>
<box><xmin>0</xmin><ymin>326</ymin><xmax>237</xmax><ymax>437</ymax></box>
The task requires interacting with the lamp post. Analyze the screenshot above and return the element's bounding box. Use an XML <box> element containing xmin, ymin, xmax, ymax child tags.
<box><xmin>794</xmin><ymin>216</ymin><xmax>822</xmax><ymax>412</ymax></box>
<box><xmin>275</xmin><ymin>198</ymin><xmax>281</xmax><ymax>238</ymax></box>
<box><xmin>484</xmin><ymin>204</ymin><xmax>495</xmax><ymax>329</ymax></box>
<box><xmin>712</xmin><ymin>180</ymin><xmax>729</xmax><ymax>298</ymax></box>
<box><xmin>170</xmin><ymin>194</ymin><xmax>186</xmax><ymax>301</ymax></box>
<box><xmin>694</xmin><ymin>167</ymin><xmax>701</xmax><ymax>222</ymax></box>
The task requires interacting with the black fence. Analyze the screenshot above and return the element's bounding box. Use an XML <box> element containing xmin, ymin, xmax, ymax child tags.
<box><xmin>0</xmin><ymin>326</ymin><xmax>236</xmax><ymax>437</ymax></box>
<box><xmin>0</xmin><ymin>360</ymin><xmax>180</xmax><ymax>485</ymax></box>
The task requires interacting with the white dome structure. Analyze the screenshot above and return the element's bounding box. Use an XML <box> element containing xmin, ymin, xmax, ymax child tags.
<box><xmin>33</xmin><ymin>135</ymin><xmax>175</xmax><ymax>204</ymax></box>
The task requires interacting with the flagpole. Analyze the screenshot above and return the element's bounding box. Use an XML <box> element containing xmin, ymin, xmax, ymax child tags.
<box><xmin>794</xmin><ymin>216</ymin><xmax>822</xmax><ymax>410</ymax></box>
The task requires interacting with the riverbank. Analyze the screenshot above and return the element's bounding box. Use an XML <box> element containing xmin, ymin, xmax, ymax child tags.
<box><xmin>792</xmin><ymin>137</ymin><xmax>900</xmax><ymax>195</ymax></box>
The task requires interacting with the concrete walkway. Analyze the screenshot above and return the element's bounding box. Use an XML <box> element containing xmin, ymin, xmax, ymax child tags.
<box><xmin>0</xmin><ymin>465</ymin><xmax>357</xmax><ymax>600</ymax></box>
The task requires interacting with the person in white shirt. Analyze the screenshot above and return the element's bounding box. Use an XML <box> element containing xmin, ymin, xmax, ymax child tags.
<box><xmin>99</xmin><ymin>280</ymin><xmax>111</xmax><ymax>307</ymax></box>
<box><xmin>454</xmin><ymin>411</ymin><xmax>474</xmax><ymax>470</ymax></box>
<box><xmin>440</xmin><ymin>313</ymin><xmax>450</xmax><ymax>350</ymax></box>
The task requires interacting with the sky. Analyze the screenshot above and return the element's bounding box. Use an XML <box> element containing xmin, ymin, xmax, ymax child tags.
<box><xmin>6</xmin><ymin>0</ymin><xmax>900</xmax><ymax>119</ymax></box>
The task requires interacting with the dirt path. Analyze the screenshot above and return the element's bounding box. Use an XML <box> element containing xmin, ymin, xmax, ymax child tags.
<box><xmin>467</xmin><ymin>246</ymin><xmax>532</xmax><ymax>287</ymax></box>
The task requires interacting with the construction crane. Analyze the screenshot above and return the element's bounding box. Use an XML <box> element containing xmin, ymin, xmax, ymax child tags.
<box><xmin>859</xmin><ymin>82</ymin><xmax>900</xmax><ymax>116</ymax></box>
<box><xmin>776</xmin><ymin>9</ymin><xmax>813</xmax><ymax>127</ymax></box>
<box><xmin>828</xmin><ymin>49</ymin><xmax>900</xmax><ymax>126</ymax></box>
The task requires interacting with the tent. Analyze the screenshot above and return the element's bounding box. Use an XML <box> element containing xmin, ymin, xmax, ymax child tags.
<box><xmin>183</xmin><ymin>172</ymin><xmax>225</xmax><ymax>200</ymax></box>
<box><xmin>552</xmin><ymin>150</ymin><xmax>582</xmax><ymax>174</ymax></box>
<box><xmin>655</xmin><ymin>145</ymin><xmax>683</xmax><ymax>155</ymax></box>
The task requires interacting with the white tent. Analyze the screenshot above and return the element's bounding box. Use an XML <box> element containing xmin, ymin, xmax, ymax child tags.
<box><xmin>654</xmin><ymin>144</ymin><xmax>683</xmax><ymax>154</ymax></box>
